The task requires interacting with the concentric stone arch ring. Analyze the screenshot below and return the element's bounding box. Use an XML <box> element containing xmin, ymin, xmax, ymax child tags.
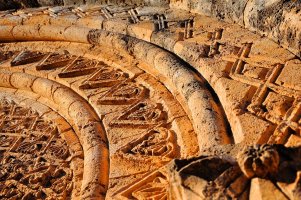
<box><xmin>0</xmin><ymin>71</ymin><xmax>109</xmax><ymax>199</ymax></box>
<box><xmin>0</xmin><ymin>22</ymin><xmax>231</xmax><ymax>199</ymax></box>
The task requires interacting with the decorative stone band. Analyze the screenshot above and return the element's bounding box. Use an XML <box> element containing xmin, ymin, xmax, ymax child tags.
<box><xmin>1</xmin><ymin>7</ymin><xmax>300</xmax><ymax>146</ymax></box>
<box><xmin>0</xmin><ymin>25</ymin><xmax>91</xmax><ymax>43</ymax></box>
<box><xmin>0</xmin><ymin>24</ymin><xmax>232</xmax><ymax>149</ymax></box>
<box><xmin>0</xmin><ymin>70</ymin><xmax>109</xmax><ymax>200</ymax></box>
<box><xmin>0</xmin><ymin>3</ymin><xmax>299</xmax><ymax>58</ymax></box>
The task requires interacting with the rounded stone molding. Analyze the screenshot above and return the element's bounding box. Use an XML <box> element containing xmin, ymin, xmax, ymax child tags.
<box><xmin>0</xmin><ymin>4</ymin><xmax>300</xmax><ymax>200</ymax></box>
<box><xmin>0</xmin><ymin>24</ymin><xmax>232</xmax><ymax>149</ymax></box>
<box><xmin>0</xmin><ymin>70</ymin><xmax>109</xmax><ymax>199</ymax></box>
<box><xmin>0</xmin><ymin>40</ymin><xmax>228</xmax><ymax>198</ymax></box>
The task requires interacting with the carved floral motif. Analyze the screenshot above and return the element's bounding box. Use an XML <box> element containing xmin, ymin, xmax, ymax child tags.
<box><xmin>238</xmin><ymin>144</ymin><xmax>280</xmax><ymax>178</ymax></box>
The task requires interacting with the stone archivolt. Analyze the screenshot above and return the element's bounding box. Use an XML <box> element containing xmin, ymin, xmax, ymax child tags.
<box><xmin>0</xmin><ymin>3</ymin><xmax>300</xmax><ymax>200</ymax></box>
<box><xmin>0</xmin><ymin>42</ymin><xmax>201</xmax><ymax>199</ymax></box>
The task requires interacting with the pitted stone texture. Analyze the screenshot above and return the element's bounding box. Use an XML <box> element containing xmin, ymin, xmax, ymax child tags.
<box><xmin>170</xmin><ymin>0</ymin><xmax>301</xmax><ymax>58</ymax></box>
<box><xmin>238</xmin><ymin>144</ymin><xmax>280</xmax><ymax>179</ymax></box>
<box><xmin>166</xmin><ymin>144</ymin><xmax>301</xmax><ymax>200</ymax></box>
<box><xmin>0</xmin><ymin>0</ymin><xmax>170</xmax><ymax>10</ymax></box>
<box><xmin>0</xmin><ymin>40</ymin><xmax>209</xmax><ymax>199</ymax></box>
<box><xmin>0</xmin><ymin>4</ymin><xmax>300</xmax><ymax>200</ymax></box>
<box><xmin>0</xmin><ymin>94</ymin><xmax>83</xmax><ymax>200</ymax></box>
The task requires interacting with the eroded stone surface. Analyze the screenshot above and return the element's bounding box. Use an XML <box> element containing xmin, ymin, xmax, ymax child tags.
<box><xmin>167</xmin><ymin>144</ymin><xmax>301</xmax><ymax>200</ymax></box>
<box><xmin>0</xmin><ymin>3</ymin><xmax>300</xmax><ymax>200</ymax></box>
<box><xmin>0</xmin><ymin>41</ymin><xmax>209</xmax><ymax>199</ymax></box>
<box><xmin>0</xmin><ymin>94</ymin><xmax>83</xmax><ymax>200</ymax></box>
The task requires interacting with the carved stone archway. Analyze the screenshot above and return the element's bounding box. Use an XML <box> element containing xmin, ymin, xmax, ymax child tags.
<box><xmin>0</xmin><ymin>3</ymin><xmax>300</xmax><ymax>200</ymax></box>
<box><xmin>0</xmin><ymin>29</ymin><xmax>232</xmax><ymax>199</ymax></box>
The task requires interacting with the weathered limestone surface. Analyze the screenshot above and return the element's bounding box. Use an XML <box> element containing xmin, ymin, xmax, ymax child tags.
<box><xmin>0</xmin><ymin>0</ymin><xmax>299</xmax><ymax>58</ymax></box>
<box><xmin>170</xmin><ymin>0</ymin><xmax>301</xmax><ymax>57</ymax></box>
<box><xmin>168</xmin><ymin>144</ymin><xmax>301</xmax><ymax>200</ymax></box>
<box><xmin>0</xmin><ymin>2</ymin><xmax>300</xmax><ymax>200</ymax></box>
<box><xmin>0</xmin><ymin>92</ymin><xmax>83</xmax><ymax>199</ymax></box>
<box><xmin>0</xmin><ymin>40</ymin><xmax>212</xmax><ymax>199</ymax></box>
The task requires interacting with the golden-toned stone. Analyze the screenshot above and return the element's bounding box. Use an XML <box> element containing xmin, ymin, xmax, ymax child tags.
<box><xmin>0</xmin><ymin>3</ymin><xmax>300</xmax><ymax>199</ymax></box>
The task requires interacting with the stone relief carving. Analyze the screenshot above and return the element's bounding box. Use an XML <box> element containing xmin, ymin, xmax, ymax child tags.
<box><xmin>223</xmin><ymin>42</ymin><xmax>301</xmax><ymax>144</ymax></box>
<box><xmin>80</xmin><ymin>66</ymin><xmax>128</xmax><ymax>90</ymax></box>
<box><xmin>110</xmin><ymin>102</ymin><xmax>167</xmax><ymax>128</ymax></box>
<box><xmin>58</xmin><ymin>57</ymin><xmax>99</xmax><ymax>78</ymax></box>
<box><xmin>118</xmin><ymin>127</ymin><xmax>177</xmax><ymax>159</ymax></box>
<box><xmin>11</xmin><ymin>51</ymin><xmax>46</xmax><ymax>66</ymax></box>
<box><xmin>96</xmin><ymin>81</ymin><xmax>147</xmax><ymax>105</ymax></box>
<box><xmin>0</xmin><ymin>2</ymin><xmax>300</xmax><ymax>199</ymax></box>
<box><xmin>36</xmin><ymin>53</ymin><xmax>77</xmax><ymax>71</ymax></box>
<box><xmin>0</xmin><ymin>45</ymin><xmax>190</xmax><ymax>199</ymax></box>
<box><xmin>116</xmin><ymin>170</ymin><xmax>169</xmax><ymax>199</ymax></box>
<box><xmin>0</xmin><ymin>99</ymin><xmax>80</xmax><ymax>199</ymax></box>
